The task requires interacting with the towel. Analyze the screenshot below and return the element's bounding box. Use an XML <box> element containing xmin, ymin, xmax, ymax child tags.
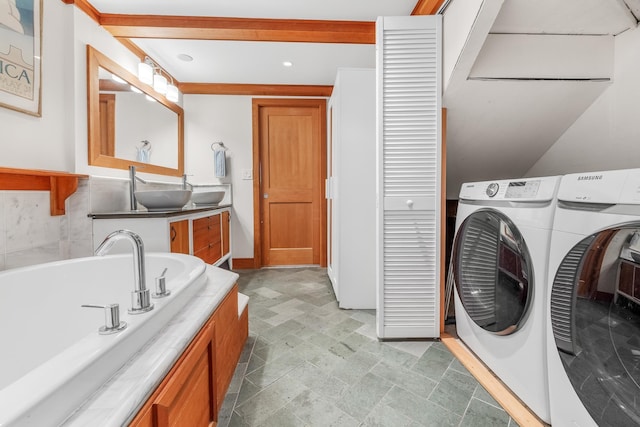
<box><xmin>214</xmin><ymin>148</ymin><xmax>226</xmax><ymax>178</ymax></box>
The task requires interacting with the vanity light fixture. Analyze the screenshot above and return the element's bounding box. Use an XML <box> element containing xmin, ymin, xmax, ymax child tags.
<box><xmin>166</xmin><ymin>82</ymin><xmax>179</xmax><ymax>103</ymax></box>
<box><xmin>137</xmin><ymin>56</ymin><xmax>181</xmax><ymax>102</ymax></box>
<box><xmin>153</xmin><ymin>73</ymin><xmax>168</xmax><ymax>95</ymax></box>
<box><xmin>138</xmin><ymin>59</ymin><xmax>154</xmax><ymax>85</ymax></box>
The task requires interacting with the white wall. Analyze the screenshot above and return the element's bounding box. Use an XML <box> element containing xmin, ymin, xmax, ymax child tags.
<box><xmin>183</xmin><ymin>95</ymin><xmax>254</xmax><ymax>258</ymax></box>
<box><xmin>1</xmin><ymin>0</ymin><xmax>73</xmax><ymax>171</ymax></box>
<box><xmin>526</xmin><ymin>25</ymin><xmax>640</xmax><ymax>177</ymax></box>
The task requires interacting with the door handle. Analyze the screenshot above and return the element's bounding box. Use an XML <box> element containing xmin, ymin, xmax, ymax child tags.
<box><xmin>264</xmin><ymin>194</ymin><xmax>269</xmax><ymax>199</ymax></box>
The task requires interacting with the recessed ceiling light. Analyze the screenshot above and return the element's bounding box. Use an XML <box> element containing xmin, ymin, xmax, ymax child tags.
<box><xmin>177</xmin><ymin>53</ymin><xmax>193</xmax><ymax>62</ymax></box>
<box><xmin>282</xmin><ymin>61</ymin><xmax>293</xmax><ymax>67</ymax></box>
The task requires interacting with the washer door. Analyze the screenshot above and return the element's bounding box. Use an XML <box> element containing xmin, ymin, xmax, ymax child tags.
<box><xmin>453</xmin><ymin>209</ymin><xmax>533</xmax><ymax>335</ymax></box>
<box><xmin>551</xmin><ymin>226</ymin><xmax>640</xmax><ymax>426</ymax></box>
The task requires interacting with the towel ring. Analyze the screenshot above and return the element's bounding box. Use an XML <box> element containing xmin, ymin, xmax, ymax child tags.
<box><xmin>211</xmin><ymin>142</ymin><xmax>227</xmax><ymax>151</ymax></box>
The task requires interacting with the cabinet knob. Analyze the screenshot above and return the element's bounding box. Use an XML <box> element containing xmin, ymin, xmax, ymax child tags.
<box><xmin>406</xmin><ymin>199</ymin><xmax>414</xmax><ymax>208</ymax></box>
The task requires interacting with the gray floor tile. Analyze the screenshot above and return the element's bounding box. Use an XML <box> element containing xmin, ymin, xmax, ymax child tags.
<box><xmin>411</xmin><ymin>345</ymin><xmax>455</xmax><ymax>382</ymax></box>
<box><xmin>287</xmin><ymin>389</ymin><xmax>359</xmax><ymax>427</ymax></box>
<box><xmin>284</xmin><ymin>361</ymin><xmax>349</xmax><ymax>401</ymax></box>
<box><xmin>336</xmin><ymin>372</ymin><xmax>393</xmax><ymax>420</ymax></box>
<box><xmin>428</xmin><ymin>368</ymin><xmax>479</xmax><ymax>415</ymax></box>
<box><xmin>227</xmin><ymin>268</ymin><xmax>518</xmax><ymax>427</ymax></box>
<box><xmin>460</xmin><ymin>397</ymin><xmax>511</xmax><ymax>427</ymax></box>
<box><xmin>362</xmin><ymin>403</ymin><xmax>415</xmax><ymax>427</ymax></box>
<box><xmin>383</xmin><ymin>386</ymin><xmax>461</xmax><ymax>427</ymax></box>
<box><xmin>371</xmin><ymin>360</ymin><xmax>438</xmax><ymax>397</ymax></box>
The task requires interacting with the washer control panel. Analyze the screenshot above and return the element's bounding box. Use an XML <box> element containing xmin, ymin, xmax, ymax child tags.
<box><xmin>505</xmin><ymin>180</ymin><xmax>540</xmax><ymax>198</ymax></box>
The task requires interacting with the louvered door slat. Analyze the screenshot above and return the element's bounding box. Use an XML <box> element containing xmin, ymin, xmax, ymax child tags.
<box><xmin>376</xmin><ymin>16</ymin><xmax>442</xmax><ymax>339</ymax></box>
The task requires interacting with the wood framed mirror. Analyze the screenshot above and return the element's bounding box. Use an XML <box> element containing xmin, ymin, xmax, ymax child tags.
<box><xmin>86</xmin><ymin>45</ymin><xmax>184</xmax><ymax>176</ymax></box>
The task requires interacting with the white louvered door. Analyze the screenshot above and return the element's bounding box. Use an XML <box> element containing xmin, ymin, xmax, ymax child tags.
<box><xmin>376</xmin><ymin>15</ymin><xmax>442</xmax><ymax>339</ymax></box>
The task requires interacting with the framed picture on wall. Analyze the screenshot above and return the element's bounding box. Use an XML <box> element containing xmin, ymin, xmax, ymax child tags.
<box><xmin>0</xmin><ymin>0</ymin><xmax>42</xmax><ymax>117</ymax></box>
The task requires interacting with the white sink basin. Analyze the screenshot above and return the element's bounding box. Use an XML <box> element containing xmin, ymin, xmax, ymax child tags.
<box><xmin>135</xmin><ymin>189</ymin><xmax>192</xmax><ymax>211</ymax></box>
<box><xmin>191</xmin><ymin>190</ymin><xmax>225</xmax><ymax>205</ymax></box>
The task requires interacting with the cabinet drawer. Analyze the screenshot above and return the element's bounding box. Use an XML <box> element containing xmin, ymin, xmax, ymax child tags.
<box><xmin>193</xmin><ymin>226</ymin><xmax>210</xmax><ymax>252</ymax></box>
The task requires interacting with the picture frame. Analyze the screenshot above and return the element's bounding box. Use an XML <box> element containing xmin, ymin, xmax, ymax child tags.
<box><xmin>0</xmin><ymin>0</ymin><xmax>42</xmax><ymax>117</ymax></box>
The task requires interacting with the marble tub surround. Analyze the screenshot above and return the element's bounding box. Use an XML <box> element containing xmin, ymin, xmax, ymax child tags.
<box><xmin>62</xmin><ymin>266</ymin><xmax>240</xmax><ymax>426</ymax></box>
<box><xmin>0</xmin><ymin>178</ymin><xmax>92</xmax><ymax>271</ymax></box>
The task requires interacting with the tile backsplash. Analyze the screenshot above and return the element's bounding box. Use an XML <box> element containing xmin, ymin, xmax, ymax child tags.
<box><xmin>0</xmin><ymin>176</ymin><xmax>139</xmax><ymax>271</ymax></box>
<box><xmin>0</xmin><ymin>178</ymin><xmax>92</xmax><ymax>271</ymax></box>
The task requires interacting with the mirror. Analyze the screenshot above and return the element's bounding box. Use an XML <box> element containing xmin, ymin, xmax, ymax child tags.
<box><xmin>87</xmin><ymin>45</ymin><xmax>184</xmax><ymax>176</ymax></box>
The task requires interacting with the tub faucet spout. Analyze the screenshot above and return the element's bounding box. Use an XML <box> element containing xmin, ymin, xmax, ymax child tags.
<box><xmin>95</xmin><ymin>229</ymin><xmax>154</xmax><ymax>314</ymax></box>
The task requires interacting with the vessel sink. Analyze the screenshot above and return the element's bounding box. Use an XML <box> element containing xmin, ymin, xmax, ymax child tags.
<box><xmin>191</xmin><ymin>190</ymin><xmax>225</xmax><ymax>205</ymax></box>
<box><xmin>135</xmin><ymin>189</ymin><xmax>192</xmax><ymax>211</ymax></box>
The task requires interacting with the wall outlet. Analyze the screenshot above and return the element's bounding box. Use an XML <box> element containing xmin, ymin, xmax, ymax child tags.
<box><xmin>242</xmin><ymin>169</ymin><xmax>253</xmax><ymax>180</ymax></box>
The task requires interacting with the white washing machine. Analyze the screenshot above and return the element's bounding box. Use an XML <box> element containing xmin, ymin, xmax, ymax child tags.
<box><xmin>453</xmin><ymin>175</ymin><xmax>561</xmax><ymax>424</ymax></box>
<box><xmin>546</xmin><ymin>169</ymin><xmax>640</xmax><ymax>427</ymax></box>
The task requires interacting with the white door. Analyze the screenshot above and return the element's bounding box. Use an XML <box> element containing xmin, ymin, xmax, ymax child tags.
<box><xmin>376</xmin><ymin>15</ymin><xmax>442</xmax><ymax>339</ymax></box>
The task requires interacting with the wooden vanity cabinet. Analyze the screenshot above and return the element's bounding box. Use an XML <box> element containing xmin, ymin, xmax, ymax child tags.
<box><xmin>193</xmin><ymin>214</ymin><xmax>222</xmax><ymax>264</ymax></box>
<box><xmin>129</xmin><ymin>284</ymin><xmax>248</xmax><ymax>427</ymax></box>
<box><xmin>130</xmin><ymin>318</ymin><xmax>216</xmax><ymax>427</ymax></box>
<box><xmin>221</xmin><ymin>211</ymin><xmax>230</xmax><ymax>258</ymax></box>
<box><xmin>169</xmin><ymin>219</ymin><xmax>190</xmax><ymax>255</ymax></box>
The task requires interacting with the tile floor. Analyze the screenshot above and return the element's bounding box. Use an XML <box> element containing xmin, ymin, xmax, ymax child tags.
<box><xmin>218</xmin><ymin>267</ymin><xmax>519</xmax><ymax>427</ymax></box>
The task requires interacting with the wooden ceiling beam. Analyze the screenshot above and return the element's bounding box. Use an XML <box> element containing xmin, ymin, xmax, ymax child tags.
<box><xmin>179</xmin><ymin>83</ymin><xmax>333</xmax><ymax>97</ymax></box>
<box><xmin>99</xmin><ymin>15</ymin><xmax>375</xmax><ymax>44</ymax></box>
<box><xmin>411</xmin><ymin>0</ymin><xmax>446</xmax><ymax>15</ymax></box>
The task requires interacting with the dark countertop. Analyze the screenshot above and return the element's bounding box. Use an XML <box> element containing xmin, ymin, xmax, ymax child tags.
<box><xmin>89</xmin><ymin>204</ymin><xmax>232</xmax><ymax>219</ymax></box>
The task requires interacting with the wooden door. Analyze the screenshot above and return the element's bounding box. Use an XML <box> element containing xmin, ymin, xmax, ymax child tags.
<box><xmin>253</xmin><ymin>99</ymin><xmax>326</xmax><ymax>267</ymax></box>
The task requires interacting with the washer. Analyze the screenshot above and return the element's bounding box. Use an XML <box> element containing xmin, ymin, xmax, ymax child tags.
<box><xmin>453</xmin><ymin>176</ymin><xmax>561</xmax><ymax>424</ymax></box>
<box><xmin>547</xmin><ymin>169</ymin><xmax>640</xmax><ymax>427</ymax></box>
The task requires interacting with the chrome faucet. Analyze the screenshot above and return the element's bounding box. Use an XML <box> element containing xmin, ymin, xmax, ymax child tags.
<box><xmin>95</xmin><ymin>229</ymin><xmax>154</xmax><ymax>314</ymax></box>
<box><xmin>129</xmin><ymin>165</ymin><xmax>148</xmax><ymax>210</ymax></box>
<box><xmin>182</xmin><ymin>174</ymin><xmax>193</xmax><ymax>190</ymax></box>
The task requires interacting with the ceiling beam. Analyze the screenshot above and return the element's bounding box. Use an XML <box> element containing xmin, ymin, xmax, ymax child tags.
<box><xmin>99</xmin><ymin>15</ymin><xmax>375</xmax><ymax>44</ymax></box>
<box><xmin>179</xmin><ymin>83</ymin><xmax>333</xmax><ymax>97</ymax></box>
<box><xmin>412</xmin><ymin>0</ymin><xmax>447</xmax><ymax>15</ymax></box>
<box><xmin>61</xmin><ymin>0</ymin><xmax>101</xmax><ymax>23</ymax></box>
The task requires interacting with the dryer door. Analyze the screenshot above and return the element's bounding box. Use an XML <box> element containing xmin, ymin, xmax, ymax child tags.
<box><xmin>551</xmin><ymin>226</ymin><xmax>640</xmax><ymax>426</ymax></box>
<box><xmin>453</xmin><ymin>209</ymin><xmax>533</xmax><ymax>335</ymax></box>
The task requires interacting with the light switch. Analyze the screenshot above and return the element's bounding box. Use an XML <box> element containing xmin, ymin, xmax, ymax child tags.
<box><xmin>242</xmin><ymin>169</ymin><xmax>253</xmax><ymax>180</ymax></box>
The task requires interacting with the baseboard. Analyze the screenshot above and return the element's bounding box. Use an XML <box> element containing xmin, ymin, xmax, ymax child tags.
<box><xmin>232</xmin><ymin>258</ymin><xmax>256</xmax><ymax>269</ymax></box>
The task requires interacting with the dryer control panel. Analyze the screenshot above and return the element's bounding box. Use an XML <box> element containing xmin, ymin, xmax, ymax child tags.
<box><xmin>459</xmin><ymin>176</ymin><xmax>560</xmax><ymax>202</ymax></box>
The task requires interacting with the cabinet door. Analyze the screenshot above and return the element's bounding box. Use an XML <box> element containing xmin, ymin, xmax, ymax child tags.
<box><xmin>210</xmin><ymin>214</ymin><xmax>222</xmax><ymax>262</ymax></box>
<box><xmin>169</xmin><ymin>220</ymin><xmax>190</xmax><ymax>255</ymax></box>
<box><xmin>153</xmin><ymin>323</ymin><xmax>215</xmax><ymax>427</ymax></box>
<box><xmin>222</xmin><ymin>211</ymin><xmax>230</xmax><ymax>257</ymax></box>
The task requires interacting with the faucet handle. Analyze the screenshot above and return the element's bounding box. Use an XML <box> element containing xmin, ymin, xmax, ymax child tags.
<box><xmin>153</xmin><ymin>267</ymin><xmax>171</xmax><ymax>298</ymax></box>
<box><xmin>81</xmin><ymin>304</ymin><xmax>128</xmax><ymax>335</ymax></box>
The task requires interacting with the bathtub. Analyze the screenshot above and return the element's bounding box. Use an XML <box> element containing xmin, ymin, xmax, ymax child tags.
<box><xmin>0</xmin><ymin>252</ymin><xmax>208</xmax><ymax>427</ymax></box>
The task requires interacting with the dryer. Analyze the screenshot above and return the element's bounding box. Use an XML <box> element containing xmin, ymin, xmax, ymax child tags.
<box><xmin>453</xmin><ymin>175</ymin><xmax>561</xmax><ymax>424</ymax></box>
<box><xmin>547</xmin><ymin>169</ymin><xmax>640</xmax><ymax>427</ymax></box>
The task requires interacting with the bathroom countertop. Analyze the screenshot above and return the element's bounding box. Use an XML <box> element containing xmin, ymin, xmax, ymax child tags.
<box><xmin>89</xmin><ymin>203</ymin><xmax>232</xmax><ymax>219</ymax></box>
<box><xmin>61</xmin><ymin>266</ymin><xmax>240</xmax><ymax>426</ymax></box>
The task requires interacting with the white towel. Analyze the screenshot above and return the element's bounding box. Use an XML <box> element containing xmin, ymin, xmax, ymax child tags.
<box><xmin>214</xmin><ymin>148</ymin><xmax>226</xmax><ymax>177</ymax></box>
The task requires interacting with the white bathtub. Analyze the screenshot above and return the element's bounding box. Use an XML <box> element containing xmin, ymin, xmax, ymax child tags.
<box><xmin>0</xmin><ymin>252</ymin><xmax>208</xmax><ymax>427</ymax></box>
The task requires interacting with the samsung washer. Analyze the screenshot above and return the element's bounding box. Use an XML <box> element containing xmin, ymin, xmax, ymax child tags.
<box><xmin>453</xmin><ymin>175</ymin><xmax>561</xmax><ymax>424</ymax></box>
<box><xmin>547</xmin><ymin>169</ymin><xmax>640</xmax><ymax>426</ymax></box>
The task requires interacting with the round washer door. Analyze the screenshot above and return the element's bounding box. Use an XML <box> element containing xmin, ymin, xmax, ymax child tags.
<box><xmin>453</xmin><ymin>209</ymin><xmax>533</xmax><ymax>335</ymax></box>
<box><xmin>551</xmin><ymin>226</ymin><xmax>640</xmax><ymax>426</ymax></box>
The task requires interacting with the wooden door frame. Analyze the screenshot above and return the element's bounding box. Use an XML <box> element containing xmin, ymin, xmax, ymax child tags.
<box><xmin>251</xmin><ymin>98</ymin><xmax>327</xmax><ymax>268</ymax></box>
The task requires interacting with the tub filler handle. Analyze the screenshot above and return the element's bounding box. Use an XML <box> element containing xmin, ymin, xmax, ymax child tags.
<box><xmin>153</xmin><ymin>267</ymin><xmax>171</xmax><ymax>298</ymax></box>
<box><xmin>81</xmin><ymin>304</ymin><xmax>128</xmax><ymax>335</ymax></box>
